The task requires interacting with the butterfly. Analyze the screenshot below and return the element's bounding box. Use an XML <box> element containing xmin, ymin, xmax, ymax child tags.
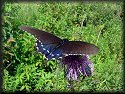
<box><xmin>19</xmin><ymin>26</ymin><xmax>99</xmax><ymax>62</ymax></box>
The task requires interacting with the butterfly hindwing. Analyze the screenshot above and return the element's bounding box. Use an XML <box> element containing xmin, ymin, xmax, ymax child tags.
<box><xmin>60</xmin><ymin>41</ymin><xmax>99</xmax><ymax>55</ymax></box>
<box><xmin>46</xmin><ymin>47</ymin><xmax>63</xmax><ymax>59</ymax></box>
<box><xmin>36</xmin><ymin>40</ymin><xmax>63</xmax><ymax>61</ymax></box>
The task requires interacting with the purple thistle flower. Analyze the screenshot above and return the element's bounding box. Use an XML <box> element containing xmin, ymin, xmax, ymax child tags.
<box><xmin>61</xmin><ymin>55</ymin><xmax>94</xmax><ymax>80</ymax></box>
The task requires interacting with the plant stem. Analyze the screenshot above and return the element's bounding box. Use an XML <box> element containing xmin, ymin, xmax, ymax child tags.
<box><xmin>67</xmin><ymin>80</ymin><xmax>75</xmax><ymax>91</ymax></box>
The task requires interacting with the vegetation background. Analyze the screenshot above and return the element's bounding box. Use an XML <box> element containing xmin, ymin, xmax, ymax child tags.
<box><xmin>2</xmin><ymin>2</ymin><xmax>124</xmax><ymax>93</ymax></box>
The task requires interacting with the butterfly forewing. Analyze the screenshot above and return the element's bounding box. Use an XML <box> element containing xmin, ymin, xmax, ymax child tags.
<box><xmin>19</xmin><ymin>26</ymin><xmax>61</xmax><ymax>44</ymax></box>
<box><xmin>60</xmin><ymin>41</ymin><xmax>99</xmax><ymax>55</ymax></box>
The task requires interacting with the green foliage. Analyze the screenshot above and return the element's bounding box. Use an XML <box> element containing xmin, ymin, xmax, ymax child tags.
<box><xmin>2</xmin><ymin>2</ymin><xmax>123</xmax><ymax>92</ymax></box>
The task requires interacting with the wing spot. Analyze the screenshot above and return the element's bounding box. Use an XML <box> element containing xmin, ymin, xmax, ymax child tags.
<box><xmin>36</xmin><ymin>47</ymin><xmax>39</xmax><ymax>50</ymax></box>
<box><xmin>51</xmin><ymin>54</ymin><xmax>54</xmax><ymax>56</ymax></box>
<box><xmin>41</xmin><ymin>44</ymin><xmax>43</xmax><ymax>47</ymax></box>
<box><xmin>47</xmin><ymin>50</ymin><xmax>49</xmax><ymax>53</ymax></box>
<box><xmin>51</xmin><ymin>58</ymin><xmax>56</xmax><ymax>60</ymax></box>
<box><xmin>39</xmin><ymin>40</ymin><xmax>41</xmax><ymax>43</ymax></box>
<box><xmin>56</xmin><ymin>54</ymin><xmax>60</xmax><ymax>56</ymax></box>
<box><xmin>63</xmin><ymin>54</ymin><xmax>84</xmax><ymax>56</ymax></box>
<box><xmin>46</xmin><ymin>58</ymin><xmax>48</xmax><ymax>61</ymax></box>
<box><xmin>59</xmin><ymin>57</ymin><xmax>62</xmax><ymax>59</ymax></box>
<box><xmin>43</xmin><ymin>48</ymin><xmax>46</xmax><ymax>50</ymax></box>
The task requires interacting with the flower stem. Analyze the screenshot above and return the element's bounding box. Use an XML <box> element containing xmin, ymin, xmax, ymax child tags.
<box><xmin>67</xmin><ymin>80</ymin><xmax>75</xmax><ymax>91</ymax></box>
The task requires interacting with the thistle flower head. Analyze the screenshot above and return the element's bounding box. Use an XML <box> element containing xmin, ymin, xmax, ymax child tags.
<box><xmin>61</xmin><ymin>55</ymin><xmax>94</xmax><ymax>80</ymax></box>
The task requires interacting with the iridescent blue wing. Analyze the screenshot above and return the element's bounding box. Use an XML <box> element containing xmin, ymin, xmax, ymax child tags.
<box><xmin>36</xmin><ymin>39</ymin><xmax>63</xmax><ymax>61</ymax></box>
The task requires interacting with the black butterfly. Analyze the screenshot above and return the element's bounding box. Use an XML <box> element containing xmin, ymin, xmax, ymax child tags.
<box><xmin>19</xmin><ymin>26</ymin><xmax>99</xmax><ymax>62</ymax></box>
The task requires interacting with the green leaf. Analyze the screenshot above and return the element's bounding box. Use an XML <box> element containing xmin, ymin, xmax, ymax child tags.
<box><xmin>20</xmin><ymin>85</ymin><xmax>25</xmax><ymax>91</ymax></box>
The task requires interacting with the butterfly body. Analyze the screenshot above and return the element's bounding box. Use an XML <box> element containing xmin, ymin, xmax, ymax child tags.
<box><xmin>19</xmin><ymin>26</ymin><xmax>99</xmax><ymax>62</ymax></box>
